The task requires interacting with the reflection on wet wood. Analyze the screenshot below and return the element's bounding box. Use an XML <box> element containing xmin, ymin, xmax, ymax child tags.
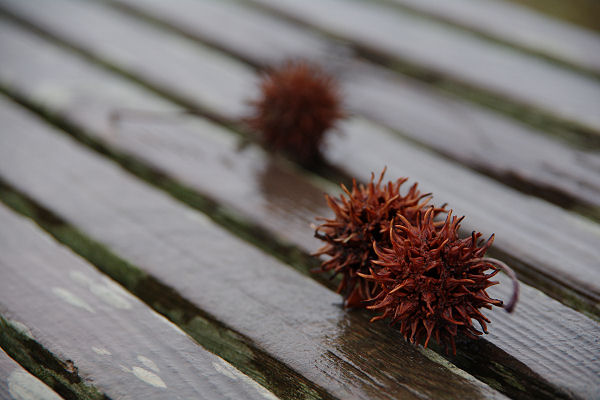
<box><xmin>2</xmin><ymin>78</ymin><xmax>600</xmax><ymax>399</ymax></box>
<box><xmin>1</xmin><ymin>1</ymin><xmax>599</xmax><ymax>399</ymax></box>
<box><xmin>0</xmin><ymin>203</ymin><xmax>282</xmax><ymax>400</ymax></box>
<box><xmin>0</xmin><ymin>348</ymin><xmax>64</xmax><ymax>400</ymax></box>
<box><xmin>0</xmin><ymin>18</ymin><xmax>597</xmax><ymax>317</ymax></box>
<box><xmin>0</xmin><ymin>97</ymin><xmax>510</xmax><ymax>400</ymax></box>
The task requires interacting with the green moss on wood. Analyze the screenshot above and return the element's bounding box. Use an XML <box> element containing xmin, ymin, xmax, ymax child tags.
<box><xmin>0</xmin><ymin>180</ymin><xmax>332</xmax><ymax>400</ymax></box>
<box><xmin>0</xmin><ymin>317</ymin><xmax>108</xmax><ymax>400</ymax></box>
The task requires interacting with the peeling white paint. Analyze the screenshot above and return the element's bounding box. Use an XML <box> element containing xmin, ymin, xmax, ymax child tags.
<box><xmin>184</xmin><ymin>209</ymin><xmax>211</xmax><ymax>225</ymax></box>
<box><xmin>69</xmin><ymin>271</ymin><xmax>132</xmax><ymax>309</ymax></box>
<box><xmin>212</xmin><ymin>359</ymin><xmax>239</xmax><ymax>381</ymax></box>
<box><xmin>69</xmin><ymin>270</ymin><xmax>94</xmax><ymax>286</ymax></box>
<box><xmin>131</xmin><ymin>366</ymin><xmax>167</xmax><ymax>389</ymax></box>
<box><xmin>137</xmin><ymin>355</ymin><xmax>159</xmax><ymax>373</ymax></box>
<box><xmin>213</xmin><ymin>358</ymin><xmax>279</xmax><ymax>400</ymax></box>
<box><xmin>8</xmin><ymin>369</ymin><xmax>62</xmax><ymax>400</ymax></box>
<box><xmin>92</xmin><ymin>347</ymin><xmax>112</xmax><ymax>356</ymax></box>
<box><xmin>52</xmin><ymin>287</ymin><xmax>95</xmax><ymax>313</ymax></box>
<box><xmin>32</xmin><ymin>83</ymin><xmax>73</xmax><ymax>108</ymax></box>
<box><xmin>120</xmin><ymin>363</ymin><xmax>166</xmax><ymax>389</ymax></box>
<box><xmin>90</xmin><ymin>284</ymin><xmax>131</xmax><ymax>309</ymax></box>
<box><xmin>8</xmin><ymin>320</ymin><xmax>34</xmax><ymax>340</ymax></box>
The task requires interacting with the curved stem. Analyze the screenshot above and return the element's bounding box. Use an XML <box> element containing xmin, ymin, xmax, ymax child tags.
<box><xmin>482</xmin><ymin>257</ymin><xmax>519</xmax><ymax>313</ymax></box>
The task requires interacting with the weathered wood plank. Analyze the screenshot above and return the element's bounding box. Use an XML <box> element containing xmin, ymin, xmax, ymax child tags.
<box><xmin>105</xmin><ymin>0</ymin><xmax>334</xmax><ymax>67</ymax></box>
<box><xmin>5</xmin><ymin>0</ymin><xmax>600</xmax><ymax>220</ymax></box>
<box><xmin>0</xmin><ymin>16</ymin><xmax>598</xmax><ymax>316</ymax></box>
<box><xmin>0</xmin><ymin>205</ymin><xmax>282</xmax><ymax>400</ymax></box>
<box><xmin>245</xmin><ymin>0</ymin><xmax>600</xmax><ymax>135</ymax></box>
<box><xmin>11</xmin><ymin>0</ymin><xmax>600</xmax><ymax>223</ymax></box>
<box><xmin>0</xmin><ymin>0</ymin><xmax>257</xmax><ymax>120</ymax></box>
<box><xmin>0</xmin><ymin>98</ymin><xmax>508</xmax><ymax>400</ymax></box>
<box><xmin>1</xmin><ymin>70</ymin><xmax>599</xmax><ymax>400</ymax></box>
<box><xmin>104</xmin><ymin>0</ymin><xmax>600</xmax><ymax>214</ymax></box>
<box><xmin>0</xmin><ymin>348</ymin><xmax>64</xmax><ymax>400</ymax></box>
<box><xmin>386</xmin><ymin>0</ymin><xmax>600</xmax><ymax>76</ymax></box>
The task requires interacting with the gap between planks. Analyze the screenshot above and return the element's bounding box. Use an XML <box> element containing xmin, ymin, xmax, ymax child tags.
<box><xmin>0</xmin><ymin>12</ymin><xmax>598</xmax><ymax>318</ymax></box>
<box><xmin>0</xmin><ymin>98</ymin><xmax>511</xmax><ymax>400</ymax></box>
<box><xmin>0</xmin><ymin>347</ymin><xmax>66</xmax><ymax>400</ymax></box>
<box><xmin>88</xmin><ymin>0</ymin><xmax>600</xmax><ymax>217</ymax></box>
<box><xmin>0</xmin><ymin>6</ymin><xmax>596</xmax><ymax>396</ymax></box>
<box><xmin>0</xmin><ymin>78</ymin><xmax>598</xmax><ymax>399</ymax></box>
<box><xmin>0</xmin><ymin>203</ymin><xmax>293</xmax><ymax>400</ymax></box>
<box><xmin>378</xmin><ymin>0</ymin><xmax>600</xmax><ymax>79</ymax></box>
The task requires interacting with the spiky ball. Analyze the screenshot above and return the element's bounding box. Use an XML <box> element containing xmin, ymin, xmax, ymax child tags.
<box><xmin>247</xmin><ymin>61</ymin><xmax>344</xmax><ymax>166</ymax></box>
<box><xmin>314</xmin><ymin>170</ymin><xmax>445</xmax><ymax>308</ymax></box>
<box><xmin>362</xmin><ymin>208</ymin><xmax>503</xmax><ymax>354</ymax></box>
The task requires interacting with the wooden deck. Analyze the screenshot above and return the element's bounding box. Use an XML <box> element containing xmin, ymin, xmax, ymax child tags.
<box><xmin>0</xmin><ymin>1</ymin><xmax>598</xmax><ymax>399</ymax></box>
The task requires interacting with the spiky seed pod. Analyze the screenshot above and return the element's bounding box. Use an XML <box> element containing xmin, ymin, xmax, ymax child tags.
<box><xmin>314</xmin><ymin>170</ymin><xmax>446</xmax><ymax>308</ymax></box>
<box><xmin>246</xmin><ymin>61</ymin><xmax>344</xmax><ymax>166</ymax></box>
<box><xmin>361</xmin><ymin>208</ymin><xmax>503</xmax><ymax>354</ymax></box>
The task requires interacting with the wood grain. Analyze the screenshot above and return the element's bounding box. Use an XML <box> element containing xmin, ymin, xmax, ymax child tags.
<box><xmin>246</xmin><ymin>0</ymin><xmax>600</xmax><ymax>135</ymax></box>
<box><xmin>0</xmin><ymin>348</ymin><xmax>64</xmax><ymax>400</ymax></box>
<box><xmin>0</xmin><ymin>204</ymin><xmax>284</xmax><ymax>400</ymax></box>
<box><xmin>5</xmin><ymin>0</ymin><xmax>600</xmax><ymax>220</ymax></box>
<box><xmin>103</xmin><ymin>0</ymin><xmax>600</xmax><ymax>213</ymax></box>
<box><xmin>4</xmin><ymin>0</ymin><xmax>600</xmax><ymax>219</ymax></box>
<box><xmin>0</xmin><ymin>76</ymin><xmax>598</xmax><ymax>399</ymax></box>
<box><xmin>386</xmin><ymin>0</ymin><xmax>600</xmax><ymax>76</ymax></box>
<box><xmin>0</xmin><ymin>97</ymin><xmax>510</xmax><ymax>400</ymax></box>
<box><xmin>0</xmin><ymin>0</ymin><xmax>257</xmax><ymax>120</ymax></box>
<box><xmin>0</xmin><ymin>18</ymin><xmax>598</xmax><ymax>314</ymax></box>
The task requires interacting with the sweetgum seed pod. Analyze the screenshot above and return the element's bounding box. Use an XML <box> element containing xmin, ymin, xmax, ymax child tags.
<box><xmin>314</xmin><ymin>169</ymin><xmax>446</xmax><ymax>307</ymax></box>
<box><xmin>360</xmin><ymin>208</ymin><xmax>518</xmax><ymax>354</ymax></box>
<box><xmin>246</xmin><ymin>61</ymin><xmax>345</xmax><ymax>166</ymax></box>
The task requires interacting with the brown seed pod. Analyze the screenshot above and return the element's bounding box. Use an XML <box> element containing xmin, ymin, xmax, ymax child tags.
<box><xmin>360</xmin><ymin>208</ymin><xmax>511</xmax><ymax>354</ymax></box>
<box><xmin>314</xmin><ymin>170</ymin><xmax>445</xmax><ymax>308</ymax></box>
<box><xmin>246</xmin><ymin>61</ymin><xmax>344</xmax><ymax>166</ymax></box>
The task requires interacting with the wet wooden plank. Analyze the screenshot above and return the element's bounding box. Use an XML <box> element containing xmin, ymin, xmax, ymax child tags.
<box><xmin>0</xmin><ymin>348</ymin><xmax>64</xmax><ymax>400</ymax></box>
<box><xmin>0</xmin><ymin>98</ymin><xmax>508</xmax><ymax>400</ymax></box>
<box><xmin>103</xmin><ymin>0</ymin><xmax>600</xmax><ymax>213</ymax></box>
<box><xmin>1</xmin><ymin>70</ymin><xmax>599</xmax><ymax>400</ymax></box>
<box><xmin>0</xmin><ymin>207</ymin><xmax>282</xmax><ymax>400</ymax></box>
<box><xmin>387</xmin><ymin>0</ymin><xmax>600</xmax><ymax>75</ymax></box>
<box><xmin>246</xmin><ymin>0</ymin><xmax>600</xmax><ymax>135</ymax></box>
<box><xmin>0</xmin><ymin>0</ymin><xmax>257</xmax><ymax>120</ymax></box>
<box><xmin>0</xmin><ymin>17</ymin><xmax>598</xmax><ymax>315</ymax></box>
<box><xmin>104</xmin><ymin>0</ymin><xmax>335</xmax><ymax>67</ymax></box>
<box><xmin>9</xmin><ymin>0</ymin><xmax>599</xmax><ymax>222</ymax></box>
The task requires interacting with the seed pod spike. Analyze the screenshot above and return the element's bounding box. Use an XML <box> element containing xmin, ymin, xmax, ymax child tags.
<box><xmin>477</xmin><ymin>257</ymin><xmax>520</xmax><ymax>313</ymax></box>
